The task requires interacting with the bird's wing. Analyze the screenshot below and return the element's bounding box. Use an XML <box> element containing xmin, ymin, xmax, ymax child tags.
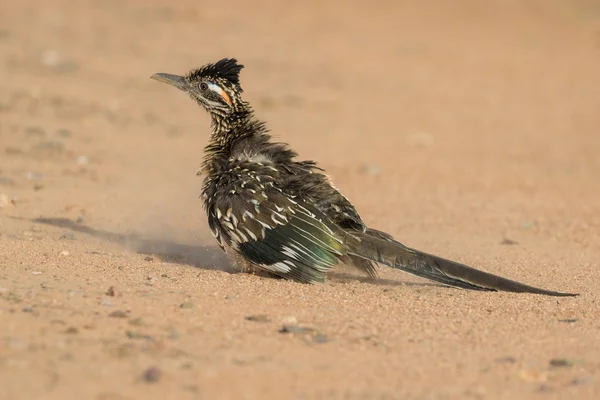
<box><xmin>206</xmin><ymin>160</ymin><xmax>347</xmax><ymax>283</ymax></box>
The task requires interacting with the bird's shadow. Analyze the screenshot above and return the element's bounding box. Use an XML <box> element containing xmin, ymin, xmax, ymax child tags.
<box><xmin>31</xmin><ymin>217</ymin><xmax>441</xmax><ymax>289</ymax></box>
<box><xmin>32</xmin><ymin>217</ymin><xmax>235</xmax><ymax>273</ymax></box>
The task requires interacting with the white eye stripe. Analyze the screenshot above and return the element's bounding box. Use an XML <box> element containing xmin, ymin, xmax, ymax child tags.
<box><xmin>207</xmin><ymin>82</ymin><xmax>232</xmax><ymax>105</ymax></box>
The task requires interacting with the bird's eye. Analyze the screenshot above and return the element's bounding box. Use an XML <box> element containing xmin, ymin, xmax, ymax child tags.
<box><xmin>200</xmin><ymin>82</ymin><xmax>208</xmax><ymax>91</ymax></box>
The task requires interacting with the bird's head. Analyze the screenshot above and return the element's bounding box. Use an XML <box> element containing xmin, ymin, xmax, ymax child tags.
<box><xmin>151</xmin><ymin>58</ymin><xmax>245</xmax><ymax>116</ymax></box>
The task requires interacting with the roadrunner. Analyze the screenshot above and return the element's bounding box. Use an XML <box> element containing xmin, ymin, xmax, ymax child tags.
<box><xmin>151</xmin><ymin>58</ymin><xmax>576</xmax><ymax>296</ymax></box>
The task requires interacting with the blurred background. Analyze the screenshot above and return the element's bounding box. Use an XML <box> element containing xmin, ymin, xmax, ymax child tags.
<box><xmin>1</xmin><ymin>0</ymin><xmax>599</xmax><ymax>246</ymax></box>
<box><xmin>1</xmin><ymin>1</ymin><xmax>600</xmax><ymax>398</ymax></box>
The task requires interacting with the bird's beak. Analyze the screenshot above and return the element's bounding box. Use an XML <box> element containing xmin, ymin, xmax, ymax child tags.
<box><xmin>150</xmin><ymin>73</ymin><xmax>188</xmax><ymax>91</ymax></box>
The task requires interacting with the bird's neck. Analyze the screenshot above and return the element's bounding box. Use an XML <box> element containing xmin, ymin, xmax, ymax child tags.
<box><xmin>202</xmin><ymin>105</ymin><xmax>270</xmax><ymax>173</ymax></box>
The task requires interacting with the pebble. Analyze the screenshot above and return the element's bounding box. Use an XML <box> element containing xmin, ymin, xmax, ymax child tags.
<box><xmin>65</xmin><ymin>327</ymin><xmax>78</xmax><ymax>334</ymax></box>
<box><xmin>126</xmin><ymin>330</ymin><xmax>152</xmax><ymax>340</ymax></box>
<box><xmin>59</xmin><ymin>250</ymin><xmax>69</xmax><ymax>256</ymax></box>
<box><xmin>31</xmin><ymin>271</ymin><xmax>42</xmax><ymax>275</ymax></box>
<box><xmin>22</xmin><ymin>306</ymin><xmax>34</xmax><ymax>313</ymax></box>
<box><xmin>142</xmin><ymin>367</ymin><xmax>162</xmax><ymax>383</ymax></box>
<box><xmin>558</xmin><ymin>318</ymin><xmax>578</xmax><ymax>323</ymax></box>
<box><xmin>279</xmin><ymin>325</ymin><xmax>314</xmax><ymax>334</ymax></box>
<box><xmin>245</xmin><ymin>314</ymin><xmax>271</xmax><ymax>323</ymax></box>
<box><xmin>106</xmin><ymin>286</ymin><xmax>117</xmax><ymax>296</ymax></box>
<box><xmin>500</xmin><ymin>238</ymin><xmax>518</xmax><ymax>245</ymax></box>
<box><xmin>179</xmin><ymin>302</ymin><xmax>194</xmax><ymax>309</ymax></box>
<box><xmin>549</xmin><ymin>358</ymin><xmax>573</xmax><ymax>367</ymax></box>
<box><xmin>108</xmin><ymin>310</ymin><xmax>129</xmax><ymax>318</ymax></box>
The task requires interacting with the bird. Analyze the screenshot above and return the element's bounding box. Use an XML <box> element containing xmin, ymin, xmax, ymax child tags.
<box><xmin>151</xmin><ymin>58</ymin><xmax>577</xmax><ymax>297</ymax></box>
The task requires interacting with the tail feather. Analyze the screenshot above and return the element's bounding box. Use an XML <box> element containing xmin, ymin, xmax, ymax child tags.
<box><xmin>347</xmin><ymin>232</ymin><xmax>578</xmax><ymax>297</ymax></box>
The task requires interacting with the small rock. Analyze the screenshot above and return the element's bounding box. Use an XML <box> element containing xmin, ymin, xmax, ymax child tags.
<box><xmin>144</xmin><ymin>256</ymin><xmax>154</xmax><ymax>262</ymax></box>
<box><xmin>179</xmin><ymin>302</ymin><xmax>194</xmax><ymax>309</ymax></box>
<box><xmin>106</xmin><ymin>286</ymin><xmax>117</xmax><ymax>297</ymax></box>
<box><xmin>33</xmin><ymin>184</ymin><xmax>44</xmax><ymax>191</ymax></box>
<box><xmin>22</xmin><ymin>306</ymin><xmax>34</xmax><ymax>313</ymax></box>
<box><xmin>108</xmin><ymin>310</ymin><xmax>129</xmax><ymax>318</ymax></box>
<box><xmin>500</xmin><ymin>238</ymin><xmax>518</xmax><ymax>245</ymax></box>
<box><xmin>76</xmin><ymin>155</ymin><xmax>88</xmax><ymax>165</ymax></box>
<box><xmin>142</xmin><ymin>367</ymin><xmax>162</xmax><ymax>383</ymax></box>
<box><xmin>280</xmin><ymin>325</ymin><xmax>314</xmax><ymax>334</ymax></box>
<box><xmin>558</xmin><ymin>318</ymin><xmax>578</xmax><ymax>323</ymax></box>
<box><xmin>126</xmin><ymin>330</ymin><xmax>153</xmax><ymax>340</ymax></box>
<box><xmin>31</xmin><ymin>271</ymin><xmax>42</xmax><ymax>275</ymax></box>
<box><xmin>59</xmin><ymin>250</ymin><xmax>69</xmax><ymax>256</ymax></box>
<box><xmin>549</xmin><ymin>358</ymin><xmax>573</xmax><ymax>368</ymax></box>
<box><xmin>245</xmin><ymin>314</ymin><xmax>271</xmax><ymax>323</ymax></box>
<box><xmin>65</xmin><ymin>326</ymin><xmax>78</xmax><ymax>334</ymax></box>
<box><xmin>160</xmin><ymin>274</ymin><xmax>168</xmax><ymax>278</ymax></box>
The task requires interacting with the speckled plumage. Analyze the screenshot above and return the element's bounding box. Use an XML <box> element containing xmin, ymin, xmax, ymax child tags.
<box><xmin>150</xmin><ymin>58</ymin><xmax>577</xmax><ymax>296</ymax></box>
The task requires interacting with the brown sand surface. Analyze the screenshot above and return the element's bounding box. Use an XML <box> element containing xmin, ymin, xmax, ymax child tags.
<box><xmin>1</xmin><ymin>1</ymin><xmax>599</xmax><ymax>399</ymax></box>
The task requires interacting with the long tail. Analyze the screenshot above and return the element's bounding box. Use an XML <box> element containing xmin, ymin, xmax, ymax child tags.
<box><xmin>347</xmin><ymin>232</ymin><xmax>578</xmax><ymax>297</ymax></box>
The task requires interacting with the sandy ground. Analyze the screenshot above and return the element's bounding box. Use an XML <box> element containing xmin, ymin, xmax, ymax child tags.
<box><xmin>1</xmin><ymin>0</ymin><xmax>600</xmax><ymax>399</ymax></box>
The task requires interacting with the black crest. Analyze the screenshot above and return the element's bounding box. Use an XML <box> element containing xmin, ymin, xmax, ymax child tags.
<box><xmin>190</xmin><ymin>58</ymin><xmax>244</xmax><ymax>85</ymax></box>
